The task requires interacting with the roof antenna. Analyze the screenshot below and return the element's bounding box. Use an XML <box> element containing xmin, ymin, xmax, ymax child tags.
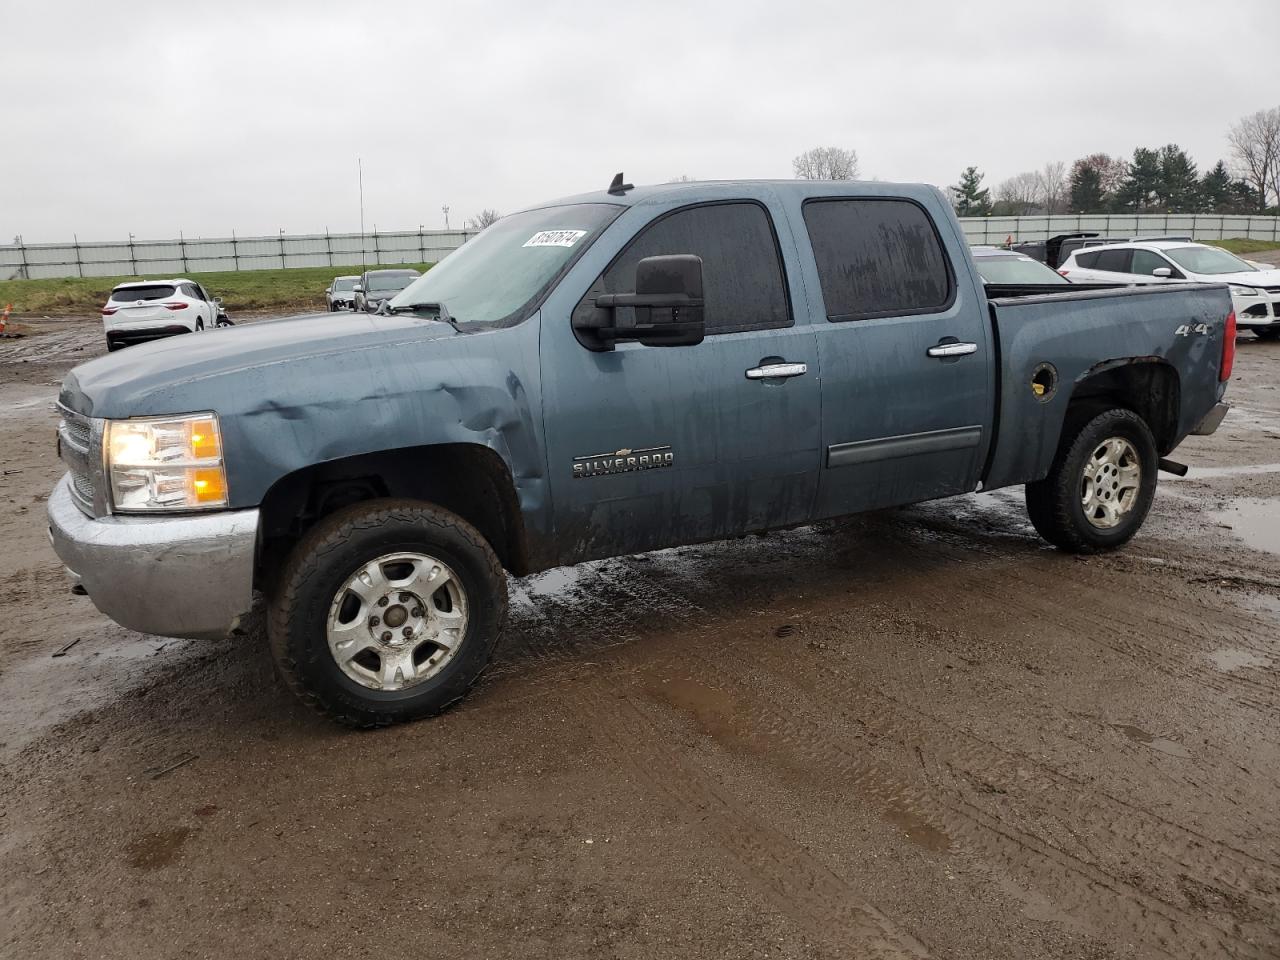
<box><xmin>607</xmin><ymin>172</ymin><xmax>634</xmax><ymax>195</ymax></box>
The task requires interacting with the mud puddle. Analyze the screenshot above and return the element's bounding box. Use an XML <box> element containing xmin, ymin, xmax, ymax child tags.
<box><xmin>1209</xmin><ymin>497</ymin><xmax>1280</xmax><ymax>554</ymax></box>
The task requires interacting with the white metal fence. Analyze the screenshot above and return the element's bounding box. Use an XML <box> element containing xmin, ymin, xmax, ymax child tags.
<box><xmin>0</xmin><ymin>229</ymin><xmax>476</xmax><ymax>281</ymax></box>
<box><xmin>4</xmin><ymin>214</ymin><xmax>1279</xmax><ymax>281</ymax></box>
<box><xmin>957</xmin><ymin>213</ymin><xmax>1280</xmax><ymax>246</ymax></box>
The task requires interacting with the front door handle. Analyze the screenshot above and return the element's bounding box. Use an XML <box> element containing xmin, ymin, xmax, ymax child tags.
<box><xmin>746</xmin><ymin>362</ymin><xmax>808</xmax><ymax>380</ymax></box>
<box><xmin>926</xmin><ymin>342</ymin><xmax>978</xmax><ymax>359</ymax></box>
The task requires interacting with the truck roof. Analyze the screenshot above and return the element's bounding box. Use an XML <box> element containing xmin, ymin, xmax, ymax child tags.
<box><xmin>535</xmin><ymin>178</ymin><xmax>946</xmax><ymax>211</ymax></box>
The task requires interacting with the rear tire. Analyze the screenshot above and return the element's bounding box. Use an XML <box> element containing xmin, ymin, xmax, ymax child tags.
<box><xmin>268</xmin><ymin>499</ymin><xmax>507</xmax><ymax>728</ymax></box>
<box><xmin>1025</xmin><ymin>408</ymin><xmax>1158</xmax><ymax>554</ymax></box>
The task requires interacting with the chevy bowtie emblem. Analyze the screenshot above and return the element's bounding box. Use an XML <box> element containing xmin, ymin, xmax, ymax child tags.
<box><xmin>573</xmin><ymin>444</ymin><xmax>674</xmax><ymax>478</ymax></box>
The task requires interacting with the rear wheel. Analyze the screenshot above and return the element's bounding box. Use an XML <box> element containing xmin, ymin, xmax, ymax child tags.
<box><xmin>1025</xmin><ymin>407</ymin><xmax>1158</xmax><ymax>554</ymax></box>
<box><xmin>195</xmin><ymin>318</ymin><xmax>205</xmax><ymax>332</ymax></box>
<box><xmin>268</xmin><ymin>499</ymin><xmax>507</xmax><ymax>727</ymax></box>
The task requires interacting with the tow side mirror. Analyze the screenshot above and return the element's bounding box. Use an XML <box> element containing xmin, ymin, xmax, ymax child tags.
<box><xmin>352</xmin><ymin>284</ymin><xmax>363</xmax><ymax>293</ymax></box>
<box><xmin>213</xmin><ymin>296</ymin><xmax>223</xmax><ymax>304</ymax></box>
<box><xmin>1152</xmin><ymin>267</ymin><xmax>1172</xmax><ymax>279</ymax></box>
<box><xmin>574</xmin><ymin>254</ymin><xmax>705</xmax><ymax>350</ymax></box>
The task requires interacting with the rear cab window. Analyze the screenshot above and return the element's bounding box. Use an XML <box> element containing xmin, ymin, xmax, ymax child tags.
<box><xmin>801</xmin><ymin>198</ymin><xmax>954</xmax><ymax>321</ymax></box>
<box><xmin>110</xmin><ymin>284</ymin><xmax>175</xmax><ymax>303</ymax></box>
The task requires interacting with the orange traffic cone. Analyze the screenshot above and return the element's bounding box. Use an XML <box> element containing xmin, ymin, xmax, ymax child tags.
<box><xmin>0</xmin><ymin>304</ymin><xmax>10</xmax><ymax>335</ymax></box>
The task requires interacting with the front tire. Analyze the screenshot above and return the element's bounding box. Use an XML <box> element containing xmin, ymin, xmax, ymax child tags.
<box><xmin>1025</xmin><ymin>408</ymin><xmax>1158</xmax><ymax>554</ymax></box>
<box><xmin>268</xmin><ymin>499</ymin><xmax>507</xmax><ymax>727</ymax></box>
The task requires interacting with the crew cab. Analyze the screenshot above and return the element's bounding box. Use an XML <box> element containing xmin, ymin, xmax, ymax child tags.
<box><xmin>49</xmin><ymin>178</ymin><xmax>1233</xmax><ymax>727</ymax></box>
<box><xmin>1060</xmin><ymin>240</ymin><xmax>1280</xmax><ymax>339</ymax></box>
<box><xmin>101</xmin><ymin>279</ymin><xmax>223</xmax><ymax>351</ymax></box>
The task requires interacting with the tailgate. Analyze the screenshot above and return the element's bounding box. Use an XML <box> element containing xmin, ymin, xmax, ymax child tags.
<box><xmin>982</xmin><ymin>283</ymin><xmax>1231</xmax><ymax>490</ymax></box>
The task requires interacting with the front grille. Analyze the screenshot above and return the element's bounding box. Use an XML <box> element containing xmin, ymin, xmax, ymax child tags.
<box><xmin>57</xmin><ymin>404</ymin><xmax>98</xmax><ymax>515</ymax></box>
<box><xmin>62</xmin><ymin>413</ymin><xmax>91</xmax><ymax>448</ymax></box>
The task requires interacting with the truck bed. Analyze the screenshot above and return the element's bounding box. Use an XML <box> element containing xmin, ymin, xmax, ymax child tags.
<box><xmin>981</xmin><ymin>283</ymin><xmax>1231</xmax><ymax>491</ymax></box>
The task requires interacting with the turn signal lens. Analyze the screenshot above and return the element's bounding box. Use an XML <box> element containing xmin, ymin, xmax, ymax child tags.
<box><xmin>191</xmin><ymin>467</ymin><xmax>228</xmax><ymax>504</ymax></box>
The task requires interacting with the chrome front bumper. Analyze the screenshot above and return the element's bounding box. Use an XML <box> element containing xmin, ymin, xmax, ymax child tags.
<box><xmin>47</xmin><ymin>474</ymin><xmax>259</xmax><ymax>640</ymax></box>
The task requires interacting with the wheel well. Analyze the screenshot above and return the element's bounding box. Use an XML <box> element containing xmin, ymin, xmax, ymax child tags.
<box><xmin>1066</xmin><ymin>360</ymin><xmax>1180</xmax><ymax>453</ymax></box>
<box><xmin>257</xmin><ymin>444</ymin><xmax>530</xmax><ymax>592</ymax></box>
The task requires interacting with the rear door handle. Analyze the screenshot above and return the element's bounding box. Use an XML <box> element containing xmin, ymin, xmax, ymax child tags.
<box><xmin>746</xmin><ymin>362</ymin><xmax>808</xmax><ymax>380</ymax></box>
<box><xmin>926</xmin><ymin>342</ymin><xmax>978</xmax><ymax>359</ymax></box>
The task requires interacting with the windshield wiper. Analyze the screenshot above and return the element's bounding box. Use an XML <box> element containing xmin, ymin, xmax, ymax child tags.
<box><xmin>384</xmin><ymin>300</ymin><xmax>459</xmax><ymax>331</ymax></box>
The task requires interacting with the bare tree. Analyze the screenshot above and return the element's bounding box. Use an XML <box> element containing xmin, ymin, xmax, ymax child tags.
<box><xmin>793</xmin><ymin>146</ymin><xmax>859</xmax><ymax>180</ymax></box>
<box><xmin>1077</xmin><ymin>152</ymin><xmax>1127</xmax><ymax>195</ymax></box>
<box><xmin>465</xmin><ymin>209</ymin><xmax>502</xmax><ymax>230</ymax></box>
<box><xmin>1227</xmin><ymin>107</ymin><xmax>1280</xmax><ymax>210</ymax></box>
<box><xmin>1035</xmin><ymin>161</ymin><xmax>1068</xmax><ymax>214</ymax></box>
<box><xmin>995</xmin><ymin>172</ymin><xmax>1043</xmax><ymax>215</ymax></box>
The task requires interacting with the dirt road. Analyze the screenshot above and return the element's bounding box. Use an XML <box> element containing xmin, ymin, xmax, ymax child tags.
<box><xmin>1</xmin><ymin>319</ymin><xmax>1278</xmax><ymax>959</ymax></box>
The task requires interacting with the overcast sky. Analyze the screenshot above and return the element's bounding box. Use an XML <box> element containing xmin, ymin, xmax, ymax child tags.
<box><xmin>4</xmin><ymin>0</ymin><xmax>1277</xmax><ymax>242</ymax></box>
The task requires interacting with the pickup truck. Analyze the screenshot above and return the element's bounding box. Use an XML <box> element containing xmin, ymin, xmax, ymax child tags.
<box><xmin>49</xmin><ymin>178</ymin><xmax>1234</xmax><ymax>727</ymax></box>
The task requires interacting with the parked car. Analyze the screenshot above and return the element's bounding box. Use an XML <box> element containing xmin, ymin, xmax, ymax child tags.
<box><xmin>970</xmin><ymin>247</ymin><xmax>1072</xmax><ymax>287</ymax></box>
<box><xmin>100</xmin><ymin>279</ymin><xmax>223</xmax><ymax>351</ymax></box>
<box><xmin>1059</xmin><ymin>240</ymin><xmax>1280</xmax><ymax>339</ymax></box>
<box><xmin>353</xmin><ymin>269</ymin><xmax>420</xmax><ymax>313</ymax></box>
<box><xmin>51</xmin><ymin>178</ymin><xmax>1232</xmax><ymax>727</ymax></box>
<box><xmin>1014</xmin><ymin>233</ymin><xmax>1193</xmax><ymax>269</ymax></box>
<box><xmin>325</xmin><ymin>275</ymin><xmax>359</xmax><ymax>311</ymax></box>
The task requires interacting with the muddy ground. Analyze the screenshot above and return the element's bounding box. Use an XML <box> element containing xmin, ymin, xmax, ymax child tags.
<box><xmin>1</xmin><ymin>316</ymin><xmax>1278</xmax><ymax>960</ymax></box>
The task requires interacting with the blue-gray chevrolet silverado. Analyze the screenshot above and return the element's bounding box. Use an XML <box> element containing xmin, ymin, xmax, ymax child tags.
<box><xmin>48</xmin><ymin>178</ymin><xmax>1234</xmax><ymax>726</ymax></box>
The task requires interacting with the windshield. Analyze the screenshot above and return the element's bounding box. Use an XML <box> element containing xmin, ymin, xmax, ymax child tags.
<box><xmin>1164</xmin><ymin>246</ymin><xmax>1255</xmax><ymax>275</ymax></box>
<box><xmin>333</xmin><ymin>278</ymin><xmax>356</xmax><ymax>292</ymax></box>
<box><xmin>368</xmin><ymin>272</ymin><xmax>418</xmax><ymax>292</ymax></box>
<box><xmin>390</xmin><ymin>202</ymin><xmax>622</xmax><ymax>324</ymax></box>
<box><xmin>974</xmin><ymin>254</ymin><xmax>1069</xmax><ymax>285</ymax></box>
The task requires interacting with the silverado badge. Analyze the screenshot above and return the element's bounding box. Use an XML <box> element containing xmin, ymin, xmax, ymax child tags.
<box><xmin>573</xmin><ymin>445</ymin><xmax>674</xmax><ymax>478</ymax></box>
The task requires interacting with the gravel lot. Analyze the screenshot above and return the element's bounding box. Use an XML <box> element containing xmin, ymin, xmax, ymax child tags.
<box><xmin>1</xmin><ymin>317</ymin><xmax>1278</xmax><ymax>959</ymax></box>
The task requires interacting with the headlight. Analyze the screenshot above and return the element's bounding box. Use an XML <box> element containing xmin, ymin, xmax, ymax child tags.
<box><xmin>1229</xmin><ymin>285</ymin><xmax>1260</xmax><ymax>297</ymax></box>
<box><xmin>106</xmin><ymin>413</ymin><xmax>228</xmax><ymax>512</ymax></box>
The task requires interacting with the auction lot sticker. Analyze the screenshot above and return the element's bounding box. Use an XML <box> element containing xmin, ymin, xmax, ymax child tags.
<box><xmin>523</xmin><ymin>230</ymin><xmax>587</xmax><ymax>248</ymax></box>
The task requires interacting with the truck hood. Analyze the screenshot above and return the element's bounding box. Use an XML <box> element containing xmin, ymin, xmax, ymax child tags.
<box><xmin>60</xmin><ymin>311</ymin><xmax>458</xmax><ymax>418</ymax></box>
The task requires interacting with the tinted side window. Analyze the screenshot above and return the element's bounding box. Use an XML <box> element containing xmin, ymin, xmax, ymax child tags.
<box><xmin>1094</xmin><ymin>249</ymin><xmax>1132</xmax><ymax>273</ymax></box>
<box><xmin>1130</xmin><ymin>249</ymin><xmax>1169</xmax><ymax>276</ymax></box>
<box><xmin>802</xmin><ymin>198</ymin><xmax>953</xmax><ymax>322</ymax></box>
<box><xmin>596</xmin><ymin>202</ymin><xmax>791</xmax><ymax>335</ymax></box>
<box><xmin>1074</xmin><ymin>251</ymin><xmax>1101</xmax><ymax>269</ymax></box>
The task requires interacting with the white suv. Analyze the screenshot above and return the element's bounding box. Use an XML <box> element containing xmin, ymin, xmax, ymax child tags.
<box><xmin>1059</xmin><ymin>241</ymin><xmax>1280</xmax><ymax>339</ymax></box>
<box><xmin>101</xmin><ymin>279</ymin><xmax>223</xmax><ymax>351</ymax></box>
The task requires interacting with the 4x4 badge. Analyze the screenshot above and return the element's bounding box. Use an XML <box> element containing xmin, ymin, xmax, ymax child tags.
<box><xmin>573</xmin><ymin>445</ymin><xmax>673</xmax><ymax>478</ymax></box>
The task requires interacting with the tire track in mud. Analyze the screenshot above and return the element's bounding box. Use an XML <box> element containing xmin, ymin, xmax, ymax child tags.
<box><xmin>0</xmin><ymin>326</ymin><xmax>99</xmax><ymax>364</ymax></box>
<box><xmin>503</xmin><ymin>540</ymin><xmax>1279</xmax><ymax>958</ymax></box>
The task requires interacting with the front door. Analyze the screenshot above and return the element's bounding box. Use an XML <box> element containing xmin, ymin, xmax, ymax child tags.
<box><xmin>788</xmin><ymin>192</ymin><xmax>994</xmax><ymax>517</ymax></box>
<box><xmin>539</xmin><ymin>195</ymin><xmax>821</xmax><ymax>565</ymax></box>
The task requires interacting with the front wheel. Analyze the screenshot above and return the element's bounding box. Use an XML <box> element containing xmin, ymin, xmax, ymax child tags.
<box><xmin>1025</xmin><ymin>408</ymin><xmax>1158</xmax><ymax>554</ymax></box>
<box><xmin>268</xmin><ymin>499</ymin><xmax>507</xmax><ymax>727</ymax></box>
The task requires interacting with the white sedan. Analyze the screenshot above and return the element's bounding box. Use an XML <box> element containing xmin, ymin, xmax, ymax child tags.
<box><xmin>1059</xmin><ymin>241</ymin><xmax>1280</xmax><ymax>339</ymax></box>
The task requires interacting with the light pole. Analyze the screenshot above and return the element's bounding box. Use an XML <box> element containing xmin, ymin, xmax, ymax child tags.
<box><xmin>358</xmin><ymin>158</ymin><xmax>367</xmax><ymax>271</ymax></box>
<box><xmin>442</xmin><ymin>205</ymin><xmax>450</xmax><ymax>231</ymax></box>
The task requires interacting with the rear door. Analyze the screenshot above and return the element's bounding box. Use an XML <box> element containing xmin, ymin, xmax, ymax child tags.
<box><xmin>789</xmin><ymin>192</ymin><xmax>994</xmax><ymax>517</ymax></box>
<box><xmin>540</xmin><ymin>193</ymin><xmax>821</xmax><ymax>563</ymax></box>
